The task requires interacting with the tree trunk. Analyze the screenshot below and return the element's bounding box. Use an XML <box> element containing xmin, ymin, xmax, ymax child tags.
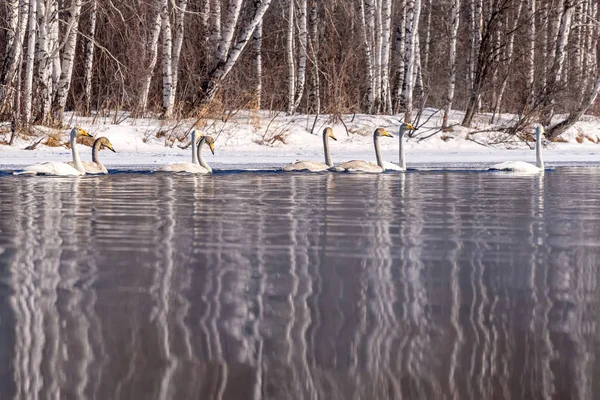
<box><xmin>210</xmin><ymin>0</ymin><xmax>222</xmax><ymax>55</ymax></box>
<box><xmin>292</xmin><ymin>0</ymin><xmax>308</xmax><ymax>113</ymax></box>
<box><xmin>286</xmin><ymin>0</ymin><xmax>295</xmax><ymax>114</ymax></box>
<box><xmin>35</xmin><ymin>0</ymin><xmax>51</xmax><ymax>123</ymax></box>
<box><xmin>198</xmin><ymin>0</ymin><xmax>273</xmax><ymax>106</ymax></box>
<box><xmin>392</xmin><ymin>3</ymin><xmax>406</xmax><ymax>113</ymax></box>
<box><xmin>380</xmin><ymin>0</ymin><xmax>392</xmax><ymax>113</ymax></box>
<box><xmin>252</xmin><ymin>20</ymin><xmax>263</xmax><ymax>108</ymax></box>
<box><xmin>402</xmin><ymin>0</ymin><xmax>421</xmax><ymax>123</ymax></box>
<box><xmin>442</xmin><ymin>0</ymin><xmax>460</xmax><ymax>130</ymax></box>
<box><xmin>525</xmin><ymin>0</ymin><xmax>536</xmax><ymax>105</ymax></box>
<box><xmin>52</xmin><ymin>0</ymin><xmax>83</xmax><ymax>122</ymax></box>
<box><xmin>160</xmin><ymin>0</ymin><xmax>174</xmax><ymax>118</ymax></box>
<box><xmin>24</xmin><ymin>0</ymin><xmax>37</xmax><ymax>123</ymax></box>
<box><xmin>358</xmin><ymin>0</ymin><xmax>375</xmax><ymax>112</ymax></box>
<box><xmin>308</xmin><ymin>0</ymin><xmax>320</xmax><ymax>114</ymax></box>
<box><xmin>138</xmin><ymin>11</ymin><xmax>162</xmax><ymax>115</ymax></box>
<box><xmin>171</xmin><ymin>0</ymin><xmax>188</xmax><ymax>110</ymax></box>
<box><xmin>0</xmin><ymin>0</ymin><xmax>29</xmax><ymax>113</ymax></box>
<box><xmin>83</xmin><ymin>0</ymin><xmax>98</xmax><ymax>116</ymax></box>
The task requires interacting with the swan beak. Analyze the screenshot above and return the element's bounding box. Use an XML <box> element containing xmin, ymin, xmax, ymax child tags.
<box><xmin>107</xmin><ymin>144</ymin><xmax>116</xmax><ymax>153</ymax></box>
<box><xmin>383</xmin><ymin>130</ymin><xmax>394</xmax><ymax>138</ymax></box>
<box><xmin>80</xmin><ymin>129</ymin><xmax>93</xmax><ymax>137</ymax></box>
<box><xmin>209</xmin><ymin>142</ymin><xmax>215</xmax><ymax>155</ymax></box>
<box><xmin>406</xmin><ymin>123</ymin><xmax>416</xmax><ymax>130</ymax></box>
<box><xmin>330</xmin><ymin>134</ymin><xmax>337</xmax><ymax>141</ymax></box>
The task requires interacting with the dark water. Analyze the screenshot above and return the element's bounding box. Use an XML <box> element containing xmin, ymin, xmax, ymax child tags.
<box><xmin>0</xmin><ymin>169</ymin><xmax>599</xmax><ymax>400</ymax></box>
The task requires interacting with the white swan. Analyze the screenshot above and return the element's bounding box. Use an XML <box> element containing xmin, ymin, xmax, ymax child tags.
<box><xmin>382</xmin><ymin>122</ymin><xmax>416</xmax><ymax>171</ymax></box>
<box><xmin>67</xmin><ymin>136</ymin><xmax>116</xmax><ymax>174</ymax></box>
<box><xmin>490</xmin><ymin>124</ymin><xmax>545</xmax><ymax>173</ymax></box>
<box><xmin>330</xmin><ymin>128</ymin><xmax>394</xmax><ymax>173</ymax></box>
<box><xmin>15</xmin><ymin>127</ymin><xmax>94</xmax><ymax>176</ymax></box>
<box><xmin>158</xmin><ymin>129</ymin><xmax>209</xmax><ymax>173</ymax></box>
<box><xmin>283</xmin><ymin>127</ymin><xmax>337</xmax><ymax>172</ymax></box>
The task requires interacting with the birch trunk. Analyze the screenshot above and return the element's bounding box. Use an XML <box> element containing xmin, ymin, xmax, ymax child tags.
<box><xmin>210</xmin><ymin>0</ymin><xmax>222</xmax><ymax>55</ymax></box>
<box><xmin>201</xmin><ymin>0</ymin><xmax>210</xmax><ymax>32</ymax></box>
<box><xmin>422</xmin><ymin>0</ymin><xmax>431</xmax><ymax>74</ymax></box>
<box><xmin>525</xmin><ymin>0</ymin><xmax>536</xmax><ymax>104</ymax></box>
<box><xmin>35</xmin><ymin>0</ymin><xmax>51</xmax><ymax>123</ymax></box>
<box><xmin>83</xmin><ymin>0</ymin><xmax>98</xmax><ymax>116</ymax></box>
<box><xmin>286</xmin><ymin>0</ymin><xmax>295</xmax><ymax>114</ymax></box>
<box><xmin>160</xmin><ymin>0</ymin><xmax>174</xmax><ymax>118</ymax></box>
<box><xmin>392</xmin><ymin>4</ymin><xmax>406</xmax><ymax>113</ymax></box>
<box><xmin>24</xmin><ymin>0</ymin><xmax>37</xmax><ymax>123</ymax></box>
<box><xmin>372</xmin><ymin>0</ymin><xmax>382</xmax><ymax>111</ymax></box>
<box><xmin>442</xmin><ymin>0</ymin><xmax>460</xmax><ymax>130</ymax></box>
<box><xmin>252</xmin><ymin>20</ymin><xmax>263</xmax><ymax>108</ymax></box>
<box><xmin>216</xmin><ymin>0</ymin><xmax>243</xmax><ymax>65</ymax></box>
<box><xmin>49</xmin><ymin>0</ymin><xmax>60</xmax><ymax>94</ymax></box>
<box><xmin>198</xmin><ymin>0</ymin><xmax>273</xmax><ymax>105</ymax></box>
<box><xmin>171</xmin><ymin>0</ymin><xmax>188</xmax><ymax>108</ymax></box>
<box><xmin>359</xmin><ymin>0</ymin><xmax>375</xmax><ymax>112</ymax></box>
<box><xmin>0</xmin><ymin>0</ymin><xmax>29</xmax><ymax>113</ymax></box>
<box><xmin>402</xmin><ymin>0</ymin><xmax>422</xmax><ymax>123</ymax></box>
<box><xmin>380</xmin><ymin>0</ymin><xmax>392</xmax><ymax>113</ymax></box>
<box><xmin>52</xmin><ymin>0</ymin><xmax>83</xmax><ymax>122</ymax></box>
<box><xmin>292</xmin><ymin>0</ymin><xmax>308</xmax><ymax>113</ymax></box>
<box><xmin>308</xmin><ymin>0</ymin><xmax>320</xmax><ymax>114</ymax></box>
<box><xmin>138</xmin><ymin>11</ymin><xmax>162</xmax><ymax>115</ymax></box>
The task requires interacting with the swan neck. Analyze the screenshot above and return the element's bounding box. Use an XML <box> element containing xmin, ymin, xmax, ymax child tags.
<box><xmin>70</xmin><ymin>129</ymin><xmax>85</xmax><ymax>173</ymax></box>
<box><xmin>374</xmin><ymin>134</ymin><xmax>384</xmax><ymax>168</ymax></box>
<box><xmin>536</xmin><ymin>128</ymin><xmax>544</xmax><ymax>170</ymax></box>
<box><xmin>197</xmin><ymin>138</ymin><xmax>212</xmax><ymax>172</ymax></box>
<box><xmin>191</xmin><ymin>130</ymin><xmax>199</xmax><ymax>165</ymax></box>
<box><xmin>399</xmin><ymin>128</ymin><xmax>407</xmax><ymax>170</ymax></box>
<box><xmin>323</xmin><ymin>132</ymin><xmax>332</xmax><ymax>167</ymax></box>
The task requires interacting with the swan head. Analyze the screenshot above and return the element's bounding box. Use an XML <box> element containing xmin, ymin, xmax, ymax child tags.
<box><xmin>192</xmin><ymin>128</ymin><xmax>204</xmax><ymax>139</ymax></box>
<box><xmin>375</xmin><ymin>128</ymin><xmax>393</xmax><ymax>138</ymax></box>
<box><xmin>399</xmin><ymin>122</ymin><xmax>416</xmax><ymax>136</ymax></box>
<box><xmin>535</xmin><ymin>124</ymin><xmax>546</xmax><ymax>138</ymax></box>
<box><xmin>324</xmin><ymin>127</ymin><xmax>337</xmax><ymax>141</ymax></box>
<box><xmin>203</xmin><ymin>136</ymin><xmax>216</xmax><ymax>155</ymax></box>
<box><xmin>97</xmin><ymin>137</ymin><xmax>116</xmax><ymax>152</ymax></box>
<box><xmin>73</xmin><ymin>127</ymin><xmax>92</xmax><ymax>138</ymax></box>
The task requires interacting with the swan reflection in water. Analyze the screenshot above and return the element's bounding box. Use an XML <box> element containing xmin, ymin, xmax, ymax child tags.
<box><xmin>0</xmin><ymin>170</ymin><xmax>600</xmax><ymax>399</ymax></box>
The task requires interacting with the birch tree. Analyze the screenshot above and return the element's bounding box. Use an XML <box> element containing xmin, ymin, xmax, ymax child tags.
<box><xmin>442</xmin><ymin>0</ymin><xmax>460</xmax><ymax>130</ymax></box>
<box><xmin>291</xmin><ymin>0</ymin><xmax>308</xmax><ymax>114</ymax></box>
<box><xmin>252</xmin><ymin>20</ymin><xmax>263</xmax><ymax>108</ymax></box>
<box><xmin>23</xmin><ymin>0</ymin><xmax>37</xmax><ymax>123</ymax></box>
<box><xmin>0</xmin><ymin>0</ymin><xmax>29</xmax><ymax>113</ymax></box>
<box><xmin>358</xmin><ymin>0</ymin><xmax>375</xmax><ymax>112</ymax></box>
<box><xmin>160</xmin><ymin>0</ymin><xmax>174</xmax><ymax>118</ymax></box>
<box><xmin>171</xmin><ymin>0</ymin><xmax>188</xmax><ymax>109</ymax></box>
<box><xmin>403</xmin><ymin>0</ymin><xmax>422</xmax><ymax>123</ymax></box>
<box><xmin>308</xmin><ymin>0</ymin><xmax>320</xmax><ymax>114</ymax></box>
<box><xmin>138</xmin><ymin>11</ymin><xmax>161</xmax><ymax>115</ymax></box>
<box><xmin>392</xmin><ymin>4</ymin><xmax>406</xmax><ymax>113</ymax></box>
<box><xmin>286</xmin><ymin>0</ymin><xmax>295</xmax><ymax>114</ymax></box>
<box><xmin>52</xmin><ymin>0</ymin><xmax>83</xmax><ymax>122</ymax></box>
<box><xmin>82</xmin><ymin>0</ymin><xmax>98</xmax><ymax>116</ymax></box>
<box><xmin>198</xmin><ymin>0</ymin><xmax>273</xmax><ymax>105</ymax></box>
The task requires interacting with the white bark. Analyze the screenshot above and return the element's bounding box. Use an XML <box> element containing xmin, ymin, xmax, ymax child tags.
<box><xmin>49</xmin><ymin>0</ymin><xmax>60</xmax><ymax>94</ymax></box>
<box><xmin>393</xmin><ymin>4</ymin><xmax>406</xmax><ymax>112</ymax></box>
<box><xmin>52</xmin><ymin>0</ymin><xmax>83</xmax><ymax>122</ymax></box>
<box><xmin>359</xmin><ymin>0</ymin><xmax>375</xmax><ymax>112</ymax></box>
<box><xmin>138</xmin><ymin>11</ymin><xmax>162</xmax><ymax>114</ymax></box>
<box><xmin>216</xmin><ymin>0</ymin><xmax>243</xmax><ymax>65</ymax></box>
<box><xmin>0</xmin><ymin>0</ymin><xmax>29</xmax><ymax>111</ymax></box>
<box><xmin>422</xmin><ymin>0</ymin><xmax>431</xmax><ymax>73</ymax></box>
<box><xmin>35</xmin><ymin>0</ymin><xmax>52</xmax><ymax>123</ymax></box>
<box><xmin>402</xmin><ymin>0</ymin><xmax>421</xmax><ymax>122</ymax></box>
<box><xmin>292</xmin><ymin>0</ymin><xmax>308</xmax><ymax>113</ymax></box>
<box><xmin>24</xmin><ymin>0</ymin><xmax>37</xmax><ymax>123</ymax></box>
<box><xmin>380</xmin><ymin>0</ymin><xmax>392</xmax><ymax>113</ymax></box>
<box><xmin>442</xmin><ymin>0</ymin><xmax>460</xmax><ymax>129</ymax></box>
<box><xmin>3</xmin><ymin>0</ymin><xmax>19</xmax><ymax>64</ymax></box>
<box><xmin>309</xmin><ymin>0</ymin><xmax>320</xmax><ymax>113</ymax></box>
<box><xmin>252</xmin><ymin>20</ymin><xmax>263</xmax><ymax>108</ymax></box>
<box><xmin>160</xmin><ymin>0</ymin><xmax>174</xmax><ymax>118</ymax></box>
<box><xmin>172</xmin><ymin>0</ymin><xmax>188</xmax><ymax>107</ymax></box>
<box><xmin>372</xmin><ymin>0</ymin><xmax>382</xmax><ymax>109</ymax></box>
<box><xmin>83</xmin><ymin>0</ymin><xmax>98</xmax><ymax>115</ymax></box>
<box><xmin>209</xmin><ymin>0</ymin><xmax>222</xmax><ymax>55</ymax></box>
<box><xmin>286</xmin><ymin>0</ymin><xmax>295</xmax><ymax>114</ymax></box>
<box><xmin>526</xmin><ymin>0</ymin><xmax>536</xmax><ymax>103</ymax></box>
<box><xmin>201</xmin><ymin>0</ymin><xmax>210</xmax><ymax>32</ymax></box>
<box><xmin>199</xmin><ymin>0</ymin><xmax>273</xmax><ymax>104</ymax></box>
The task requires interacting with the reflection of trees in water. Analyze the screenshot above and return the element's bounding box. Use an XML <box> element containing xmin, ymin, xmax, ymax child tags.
<box><xmin>2</xmin><ymin>172</ymin><xmax>600</xmax><ymax>399</ymax></box>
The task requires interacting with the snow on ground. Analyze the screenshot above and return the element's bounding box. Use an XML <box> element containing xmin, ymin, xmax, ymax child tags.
<box><xmin>1</xmin><ymin>108</ymin><xmax>600</xmax><ymax>171</ymax></box>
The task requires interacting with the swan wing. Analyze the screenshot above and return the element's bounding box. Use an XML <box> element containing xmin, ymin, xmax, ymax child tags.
<box><xmin>382</xmin><ymin>161</ymin><xmax>406</xmax><ymax>171</ymax></box>
<box><xmin>66</xmin><ymin>161</ymin><xmax>108</xmax><ymax>174</ymax></box>
<box><xmin>15</xmin><ymin>162</ymin><xmax>83</xmax><ymax>176</ymax></box>
<box><xmin>489</xmin><ymin>161</ymin><xmax>541</xmax><ymax>173</ymax></box>
<box><xmin>157</xmin><ymin>162</ymin><xmax>210</xmax><ymax>174</ymax></box>
<box><xmin>283</xmin><ymin>160</ymin><xmax>329</xmax><ymax>172</ymax></box>
<box><xmin>330</xmin><ymin>160</ymin><xmax>384</xmax><ymax>173</ymax></box>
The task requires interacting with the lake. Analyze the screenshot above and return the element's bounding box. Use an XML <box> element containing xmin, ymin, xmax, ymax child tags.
<box><xmin>0</xmin><ymin>169</ymin><xmax>599</xmax><ymax>399</ymax></box>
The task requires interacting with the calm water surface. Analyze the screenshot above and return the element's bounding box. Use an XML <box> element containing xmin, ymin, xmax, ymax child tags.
<box><xmin>0</xmin><ymin>169</ymin><xmax>599</xmax><ymax>399</ymax></box>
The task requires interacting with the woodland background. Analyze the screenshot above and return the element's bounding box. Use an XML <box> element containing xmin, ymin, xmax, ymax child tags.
<box><xmin>0</xmin><ymin>0</ymin><xmax>599</xmax><ymax>144</ymax></box>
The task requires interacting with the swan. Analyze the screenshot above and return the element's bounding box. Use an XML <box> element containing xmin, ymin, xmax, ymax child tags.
<box><xmin>330</xmin><ymin>128</ymin><xmax>394</xmax><ymax>173</ymax></box>
<box><xmin>157</xmin><ymin>129</ymin><xmax>208</xmax><ymax>173</ymax></box>
<box><xmin>67</xmin><ymin>136</ymin><xmax>116</xmax><ymax>174</ymax></box>
<box><xmin>283</xmin><ymin>127</ymin><xmax>337</xmax><ymax>172</ymax></box>
<box><xmin>382</xmin><ymin>122</ymin><xmax>416</xmax><ymax>171</ymax></box>
<box><xmin>489</xmin><ymin>124</ymin><xmax>545</xmax><ymax>173</ymax></box>
<box><xmin>15</xmin><ymin>127</ymin><xmax>94</xmax><ymax>176</ymax></box>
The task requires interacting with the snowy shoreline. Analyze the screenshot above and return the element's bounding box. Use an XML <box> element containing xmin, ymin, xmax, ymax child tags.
<box><xmin>1</xmin><ymin>110</ymin><xmax>600</xmax><ymax>170</ymax></box>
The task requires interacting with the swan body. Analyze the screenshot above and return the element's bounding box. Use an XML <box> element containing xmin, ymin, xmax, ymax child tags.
<box><xmin>158</xmin><ymin>129</ymin><xmax>211</xmax><ymax>173</ymax></box>
<box><xmin>330</xmin><ymin>128</ymin><xmax>394</xmax><ymax>173</ymax></box>
<box><xmin>489</xmin><ymin>124</ymin><xmax>545</xmax><ymax>173</ymax></box>
<box><xmin>283</xmin><ymin>127</ymin><xmax>337</xmax><ymax>172</ymax></box>
<box><xmin>382</xmin><ymin>161</ymin><xmax>404</xmax><ymax>171</ymax></box>
<box><xmin>160</xmin><ymin>134</ymin><xmax>215</xmax><ymax>174</ymax></box>
<box><xmin>15</xmin><ymin>127</ymin><xmax>93</xmax><ymax>176</ymax></box>
<box><xmin>67</xmin><ymin>136</ymin><xmax>116</xmax><ymax>174</ymax></box>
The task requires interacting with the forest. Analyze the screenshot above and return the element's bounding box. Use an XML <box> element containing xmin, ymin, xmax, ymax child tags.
<box><xmin>0</xmin><ymin>0</ymin><xmax>598</xmax><ymax>143</ymax></box>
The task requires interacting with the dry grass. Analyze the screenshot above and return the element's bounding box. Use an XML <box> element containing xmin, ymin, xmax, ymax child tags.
<box><xmin>552</xmin><ymin>136</ymin><xmax>568</xmax><ymax>143</ymax></box>
<box><xmin>441</xmin><ymin>135</ymin><xmax>454</xmax><ymax>142</ymax></box>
